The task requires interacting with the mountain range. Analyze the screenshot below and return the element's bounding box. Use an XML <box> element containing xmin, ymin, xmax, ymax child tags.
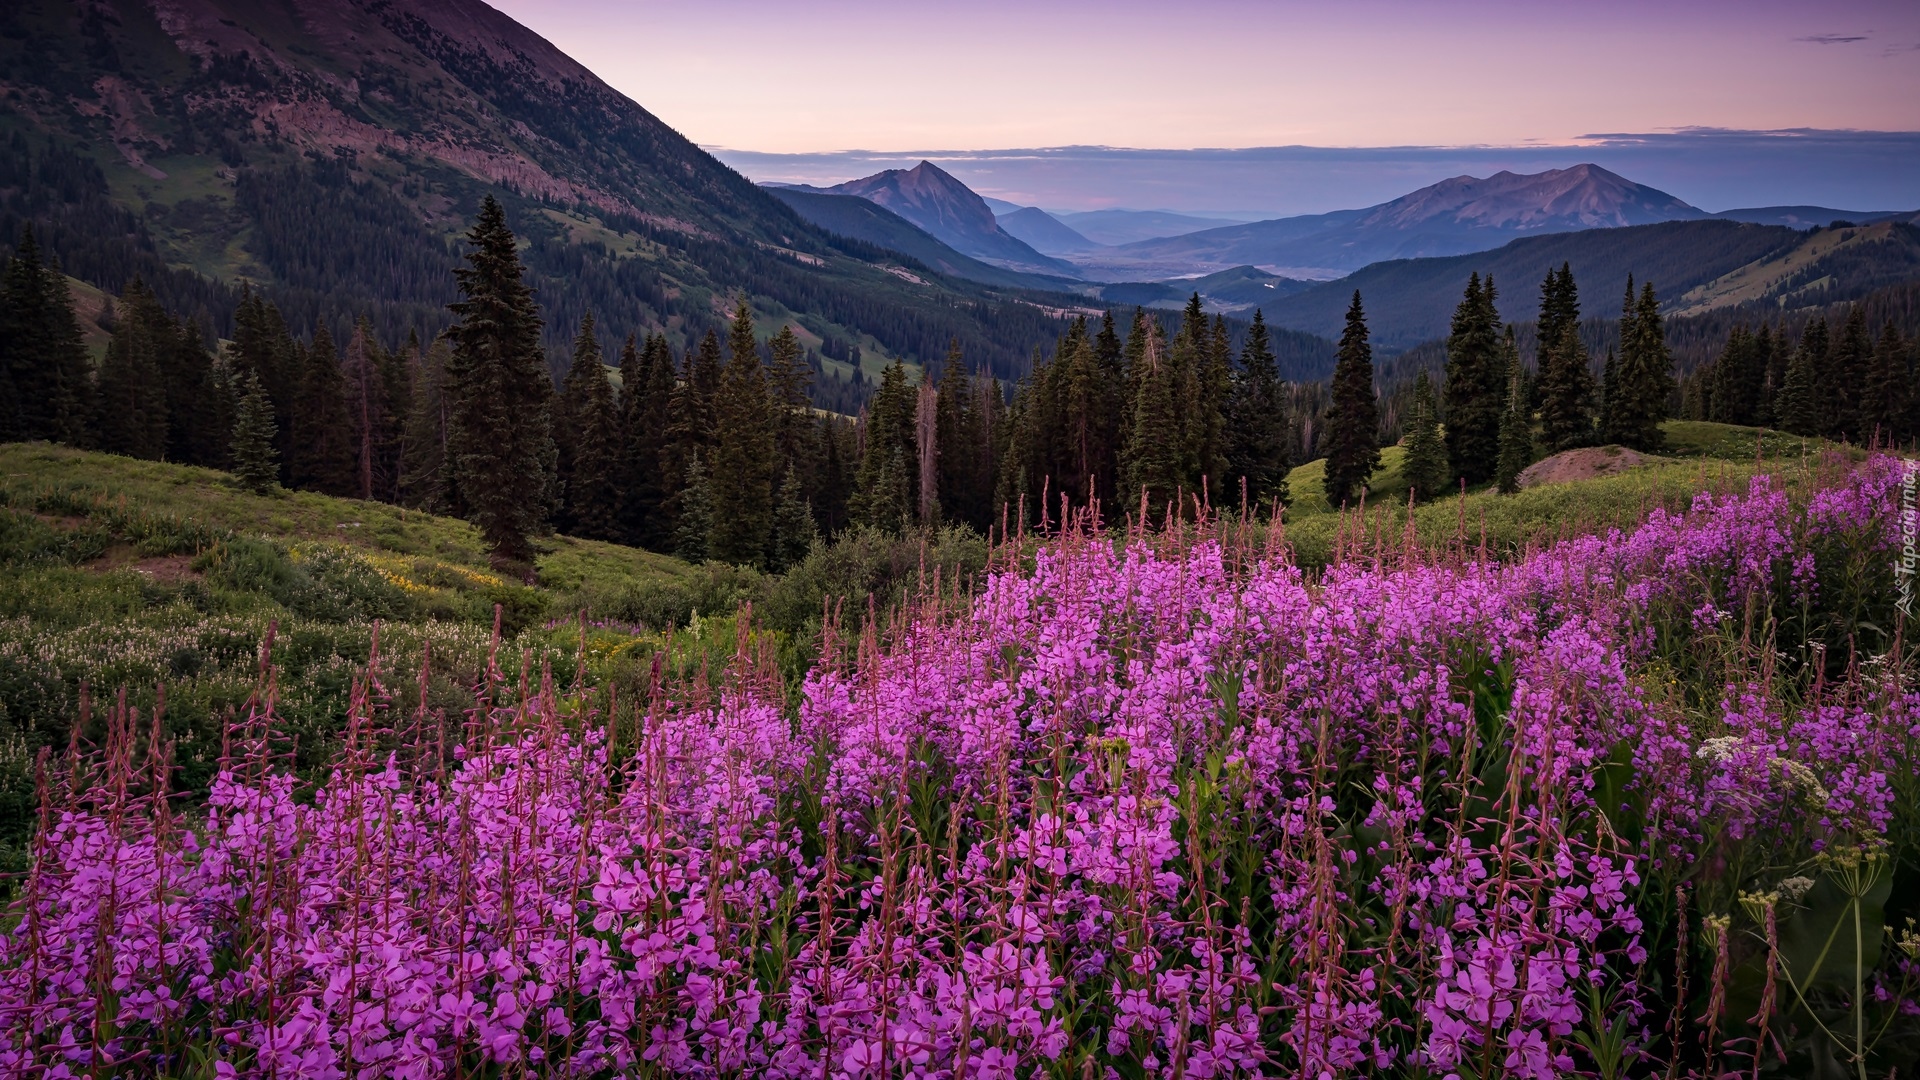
<box><xmin>0</xmin><ymin>0</ymin><xmax>1077</xmax><ymax>381</ymax></box>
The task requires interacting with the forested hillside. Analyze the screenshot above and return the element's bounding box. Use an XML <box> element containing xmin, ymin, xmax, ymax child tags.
<box><xmin>0</xmin><ymin>0</ymin><xmax>1080</xmax><ymax>385</ymax></box>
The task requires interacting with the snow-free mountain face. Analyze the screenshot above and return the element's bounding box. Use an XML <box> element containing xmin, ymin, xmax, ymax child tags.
<box><xmin>820</xmin><ymin>162</ymin><xmax>1075</xmax><ymax>275</ymax></box>
<box><xmin>995</xmin><ymin>207</ymin><xmax>1101</xmax><ymax>255</ymax></box>
<box><xmin>1076</xmin><ymin>165</ymin><xmax>1712</xmax><ymax>278</ymax></box>
<box><xmin>1355</xmin><ymin>164</ymin><xmax>1705</xmax><ymax>233</ymax></box>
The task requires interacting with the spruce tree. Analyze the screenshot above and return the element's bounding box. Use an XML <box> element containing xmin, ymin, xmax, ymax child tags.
<box><xmin>92</xmin><ymin>279</ymin><xmax>172</xmax><ymax>460</ymax></box>
<box><xmin>1824</xmin><ymin>306</ymin><xmax>1872</xmax><ymax>442</ymax></box>
<box><xmin>1534</xmin><ymin>264</ymin><xmax>1595</xmax><ymax>451</ymax></box>
<box><xmin>708</xmin><ymin>300</ymin><xmax>776</xmax><ymax>565</ymax></box>
<box><xmin>1774</xmin><ymin>330</ymin><xmax>1822</xmax><ymax>437</ymax></box>
<box><xmin>1608</xmin><ymin>281</ymin><xmax>1673</xmax><ymax>452</ymax></box>
<box><xmin>935</xmin><ymin>344</ymin><xmax>988</xmax><ymax>530</ymax></box>
<box><xmin>769</xmin><ymin>463</ymin><xmax>816</xmax><ymax>572</ymax></box>
<box><xmin>229</xmin><ymin>369</ymin><xmax>280</xmax><ymax>494</ymax></box>
<box><xmin>673</xmin><ymin>453</ymin><xmax>713</xmax><ymax>563</ymax></box>
<box><xmin>851</xmin><ymin>359</ymin><xmax>917</xmax><ymax>530</ymax></box>
<box><xmin>1495</xmin><ymin>331</ymin><xmax>1532</xmax><ymax>494</ymax></box>
<box><xmin>1443</xmin><ymin>274</ymin><xmax>1504</xmax><ymax>484</ymax></box>
<box><xmin>558</xmin><ymin>313</ymin><xmax>621</xmax><ymax>539</ymax></box>
<box><xmin>290</xmin><ymin>324</ymin><xmax>358</xmax><ymax>496</ymax></box>
<box><xmin>1122</xmin><ymin>316</ymin><xmax>1186</xmax><ymax>520</ymax></box>
<box><xmin>1865</xmin><ymin>322</ymin><xmax>1909</xmax><ymax>445</ymax></box>
<box><xmin>815</xmin><ymin>417</ymin><xmax>854</xmax><ymax>537</ymax></box>
<box><xmin>0</xmin><ymin>226</ymin><xmax>91</xmax><ymax>444</ymax></box>
<box><xmin>1191</xmin><ymin>308</ymin><xmax>1233</xmax><ymax>500</ymax></box>
<box><xmin>666</xmin><ymin>330</ymin><xmax>723</xmax><ymax>499</ymax></box>
<box><xmin>444</xmin><ymin>194</ymin><xmax>552</xmax><ymax>565</ymax></box>
<box><xmin>1399</xmin><ymin>369</ymin><xmax>1451</xmax><ymax>501</ymax></box>
<box><xmin>766</xmin><ymin>324</ymin><xmax>813</xmax><ymax>470</ymax></box>
<box><xmin>615</xmin><ymin>334</ymin><xmax>662</xmax><ymax>547</ymax></box>
<box><xmin>1322</xmin><ymin>291</ymin><xmax>1381</xmax><ymax>508</ymax></box>
<box><xmin>1755</xmin><ymin>325</ymin><xmax>1785</xmax><ymax>427</ymax></box>
<box><xmin>1225</xmin><ymin>309</ymin><xmax>1292</xmax><ymax>510</ymax></box>
<box><xmin>400</xmin><ymin>337</ymin><xmax>457</xmax><ymax>513</ymax></box>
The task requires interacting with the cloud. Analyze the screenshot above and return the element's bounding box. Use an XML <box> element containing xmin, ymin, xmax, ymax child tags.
<box><xmin>1796</xmin><ymin>33</ymin><xmax>1869</xmax><ymax>44</ymax></box>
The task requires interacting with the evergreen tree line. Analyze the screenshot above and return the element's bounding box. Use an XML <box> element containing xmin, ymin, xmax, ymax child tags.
<box><xmin>994</xmin><ymin>296</ymin><xmax>1295</xmax><ymax>524</ymax></box>
<box><xmin>1673</xmin><ymin>305</ymin><xmax>1920</xmax><ymax>444</ymax></box>
<box><xmin>1379</xmin><ymin>265</ymin><xmax>1681</xmax><ymax>503</ymax></box>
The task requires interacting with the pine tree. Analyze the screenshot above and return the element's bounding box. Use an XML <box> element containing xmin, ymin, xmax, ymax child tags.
<box><xmin>666</xmin><ymin>330</ymin><xmax>723</xmax><ymax>500</ymax></box>
<box><xmin>708</xmin><ymin>300</ymin><xmax>776</xmax><ymax>565</ymax></box>
<box><xmin>815</xmin><ymin>417</ymin><xmax>854</xmax><ymax>537</ymax></box>
<box><xmin>1122</xmin><ymin>316</ymin><xmax>1186</xmax><ymax>520</ymax></box>
<box><xmin>1322</xmin><ymin>291</ymin><xmax>1381</xmax><ymax>508</ymax></box>
<box><xmin>1864</xmin><ymin>322</ymin><xmax>1909</xmax><ymax>445</ymax></box>
<box><xmin>444</xmin><ymin>195</ymin><xmax>552</xmax><ymax>565</ymax></box>
<box><xmin>1534</xmin><ymin>264</ymin><xmax>1595</xmax><ymax>451</ymax></box>
<box><xmin>1400</xmin><ymin>370</ymin><xmax>1451</xmax><ymax>501</ymax></box>
<box><xmin>400</xmin><ymin>336</ymin><xmax>458</xmax><ymax>513</ymax></box>
<box><xmin>1774</xmin><ymin>328</ymin><xmax>1822</xmax><ymax>437</ymax></box>
<box><xmin>1444</xmin><ymin>273</ymin><xmax>1504</xmax><ymax>484</ymax></box>
<box><xmin>0</xmin><ymin>226</ymin><xmax>91</xmax><ymax>444</ymax></box>
<box><xmin>1709</xmin><ymin>325</ymin><xmax>1767</xmax><ymax>427</ymax></box>
<box><xmin>1495</xmin><ymin>331</ymin><xmax>1532</xmax><ymax>494</ymax></box>
<box><xmin>935</xmin><ymin>343</ymin><xmax>989</xmax><ymax>530</ymax></box>
<box><xmin>229</xmin><ymin>369</ymin><xmax>280</xmax><ymax>494</ymax></box>
<box><xmin>1755</xmin><ymin>325</ymin><xmax>1785</xmax><ymax>428</ymax></box>
<box><xmin>851</xmin><ymin>359</ymin><xmax>917</xmax><ymax>531</ymax></box>
<box><xmin>769</xmin><ymin>463</ymin><xmax>816</xmax><ymax>572</ymax></box>
<box><xmin>615</xmin><ymin>334</ymin><xmax>665</xmax><ymax>547</ymax></box>
<box><xmin>290</xmin><ymin>324</ymin><xmax>358</xmax><ymax>496</ymax></box>
<box><xmin>1190</xmin><ymin>307</ymin><xmax>1233</xmax><ymax>501</ymax></box>
<box><xmin>1823</xmin><ymin>305</ymin><xmax>1872</xmax><ymax>442</ymax></box>
<box><xmin>557</xmin><ymin>313</ymin><xmax>622</xmax><ymax>539</ymax></box>
<box><xmin>673</xmin><ymin>452</ymin><xmax>712</xmax><ymax>563</ymax></box>
<box><xmin>766</xmin><ymin>324</ymin><xmax>813</xmax><ymax>470</ymax></box>
<box><xmin>1225</xmin><ymin>309</ymin><xmax>1292</xmax><ymax>511</ymax></box>
<box><xmin>92</xmin><ymin>279</ymin><xmax>171</xmax><ymax>460</ymax></box>
<box><xmin>1608</xmin><ymin>281</ymin><xmax>1673</xmax><ymax>452</ymax></box>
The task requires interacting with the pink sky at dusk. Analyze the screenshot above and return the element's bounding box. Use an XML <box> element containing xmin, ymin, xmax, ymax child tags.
<box><xmin>486</xmin><ymin>0</ymin><xmax>1920</xmax><ymax>154</ymax></box>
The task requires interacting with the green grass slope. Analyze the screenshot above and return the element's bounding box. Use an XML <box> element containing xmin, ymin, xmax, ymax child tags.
<box><xmin>1274</xmin><ymin>421</ymin><xmax>1858</xmax><ymax>567</ymax></box>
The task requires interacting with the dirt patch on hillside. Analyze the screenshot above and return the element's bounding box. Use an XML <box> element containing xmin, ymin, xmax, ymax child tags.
<box><xmin>1517</xmin><ymin>446</ymin><xmax>1657</xmax><ymax>489</ymax></box>
<box><xmin>87</xmin><ymin>548</ymin><xmax>203</xmax><ymax>583</ymax></box>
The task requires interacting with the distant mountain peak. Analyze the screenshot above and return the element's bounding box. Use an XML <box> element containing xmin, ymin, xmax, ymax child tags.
<box><xmin>1361</xmin><ymin>164</ymin><xmax>1706</xmax><ymax>232</ymax></box>
<box><xmin>825</xmin><ymin>161</ymin><xmax>1073</xmax><ymax>275</ymax></box>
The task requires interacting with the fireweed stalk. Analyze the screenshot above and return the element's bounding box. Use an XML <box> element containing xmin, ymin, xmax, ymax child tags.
<box><xmin>2</xmin><ymin>453</ymin><xmax>1917</xmax><ymax>1077</ymax></box>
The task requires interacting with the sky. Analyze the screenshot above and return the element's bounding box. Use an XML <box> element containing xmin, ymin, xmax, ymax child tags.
<box><xmin>487</xmin><ymin>0</ymin><xmax>1920</xmax><ymax>215</ymax></box>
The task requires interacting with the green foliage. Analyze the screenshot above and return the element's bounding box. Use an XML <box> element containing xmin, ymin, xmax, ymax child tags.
<box><xmin>1535</xmin><ymin>262</ymin><xmax>1597</xmax><ymax>451</ymax></box>
<box><xmin>1322</xmin><ymin>292</ymin><xmax>1381</xmax><ymax>507</ymax></box>
<box><xmin>0</xmin><ymin>226</ymin><xmax>91</xmax><ymax>444</ymax></box>
<box><xmin>1606</xmin><ymin>278</ymin><xmax>1675</xmax><ymax>451</ymax></box>
<box><xmin>227</xmin><ymin>369</ymin><xmax>279</xmax><ymax>495</ymax></box>
<box><xmin>1225</xmin><ymin>310</ymin><xmax>1292</xmax><ymax>510</ymax></box>
<box><xmin>1495</xmin><ymin>331</ymin><xmax>1534</xmax><ymax>494</ymax></box>
<box><xmin>556</xmin><ymin>313</ymin><xmax>621</xmax><ymax>540</ymax></box>
<box><xmin>444</xmin><ymin>196</ymin><xmax>554</xmax><ymax>563</ymax></box>
<box><xmin>1445</xmin><ymin>272</ymin><xmax>1506</xmax><ymax>484</ymax></box>
<box><xmin>708</xmin><ymin>300</ymin><xmax>777</xmax><ymax>565</ymax></box>
<box><xmin>1399</xmin><ymin>370</ymin><xmax>1451</xmax><ymax>502</ymax></box>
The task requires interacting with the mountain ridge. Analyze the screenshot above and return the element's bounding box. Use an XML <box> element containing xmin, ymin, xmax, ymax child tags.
<box><xmin>0</xmin><ymin>0</ymin><xmax>1074</xmax><ymax>381</ymax></box>
<box><xmin>1099</xmin><ymin>164</ymin><xmax>1708</xmax><ymax>277</ymax></box>
<box><xmin>818</xmin><ymin>161</ymin><xmax>1078</xmax><ymax>276</ymax></box>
